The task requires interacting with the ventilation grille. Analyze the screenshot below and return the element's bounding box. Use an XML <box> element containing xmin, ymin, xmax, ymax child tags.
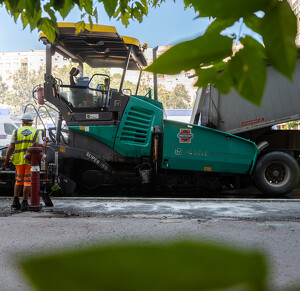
<box><xmin>120</xmin><ymin>107</ymin><xmax>153</xmax><ymax>144</ymax></box>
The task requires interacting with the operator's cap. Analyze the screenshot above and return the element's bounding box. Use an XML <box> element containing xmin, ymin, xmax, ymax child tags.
<box><xmin>21</xmin><ymin>112</ymin><xmax>34</xmax><ymax>121</ymax></box>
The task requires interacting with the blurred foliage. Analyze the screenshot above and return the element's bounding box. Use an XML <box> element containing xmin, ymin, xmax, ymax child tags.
<box><xmin>101</xmin><ymin>72</ymin><xmax>192</xmax><ymax>109</ymax></box>
<box><xmin>3</xmin><ymin>64</ymin><xmax>192</xmax><ymax>116</ymax></box>
<box><xmin>159</xmin><ymin>84</ymin><xmax>191</xmax><ymax>109</ymax></box>
<box><xmin>287</xmin><ymin>120</ymin><xmax>300</xmax><ymax>129</ymax></box>
<box><xmin>0</xmin><ymin>75</ymin><xmax>8</xmax><ymax>101</ymax></box>
<box><xmin>21</xmin><ymin>241</ymin><xmax>268</xmax><ymax>291</ymax></box>
<box><xmin>3</xmin><ymin>66</ymin><xmax>44</xmax><ymax>115</ymax></box>
<box><xmin>53</xmin><ymin>63</ymin><xmax>109</xmax><ymax>85</ymax></box>
<box><xmin>1</xmin><ymin>0</ymin><xmax>298</xmax><ymax>106</ymax></box>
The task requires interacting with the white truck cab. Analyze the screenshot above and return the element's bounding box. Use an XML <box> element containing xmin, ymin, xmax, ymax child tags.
<box><xmin>0</xmin><ymin>114</ymin><xmax>19</xmax><ymax>148</ymax></box>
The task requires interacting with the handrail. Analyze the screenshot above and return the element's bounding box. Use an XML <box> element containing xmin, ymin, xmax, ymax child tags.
<box><xmin>23</xmin><ymin>103</ymin><xmax>47</xmax><ymax>131</ymax></box>
<box><xmin>37</xmin><ymin>105</ymin><xmax>56</xmax><ymax>128</ymax></box>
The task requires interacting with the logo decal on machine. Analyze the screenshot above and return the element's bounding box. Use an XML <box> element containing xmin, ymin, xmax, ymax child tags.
<box><xmin>114</xmin><ymin>100</ymin><xmax>121</xmax><ymax>107</ymax></box>
<box><xmin>175</xmin><ymin>148</ymin><xmax>182</xmax><ymax>155</ymax></box>
<box><xmin>86</xmin><ymin>114</ymin><xmax>99</xmax><ymax>119</ymax></box>
<box><xmin>177</xmin><ymin>129</ymin><xmax>194</xmax><ymax>143</ymax></box>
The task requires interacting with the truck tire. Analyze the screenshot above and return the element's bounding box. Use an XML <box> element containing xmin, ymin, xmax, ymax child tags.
<box><xmin>253</xmin><ymin>151</ymin><xmax>300</xmax><ymax>195</ymax></box>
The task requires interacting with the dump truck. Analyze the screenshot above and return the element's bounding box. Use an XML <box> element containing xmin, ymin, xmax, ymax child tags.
<box><xmin>0</xmin><ymin>22</ymin><xmax>299</xmax><ymax>197</ymax></box>
<box><xmin>191</xmin><ymin>54</ymin><xmax>300</xmax><ymax>193</ymax></box>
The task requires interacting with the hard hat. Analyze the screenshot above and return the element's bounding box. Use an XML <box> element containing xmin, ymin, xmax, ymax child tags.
<box><xmin>21</xmin><ymin>112</ymin><xmax>34</xmax><ymax>121</ymax></box>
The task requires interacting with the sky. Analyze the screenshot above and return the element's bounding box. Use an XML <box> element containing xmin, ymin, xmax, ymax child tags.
<box><xmin>0</xmin><ymin>2</ymin><xmax>209</xmax><ymax>52</ymax></box>
<box><xmin>0</xmin><ymin>2</ymin><xmax>261</xmax><ymax>53</ymax></box>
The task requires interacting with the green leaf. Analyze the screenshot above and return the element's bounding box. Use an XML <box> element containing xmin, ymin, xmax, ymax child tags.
<box><xmin>27</xmin><ymin>9</ymin><xmax>42</xmax><ymax>31</ymax></box>
<box><xmin>37</xmin><ymin>18</ymin><xmax>57</xmax><ymax>42</ymax></box>
<box><xmin>103</xmin><ymin>0</ymin><xmax>118</xmax><ymax>18</ymax></box>
<box><xmin>93</xmin><ymin>8</ymin><xmax>98</xmax><ymax>23</ymax></box>
<box><xmin>43</xmin><ymin>3</ymin><xmax>57</xmax><ymax>24</ymax></box>
<box><xmin>194</xmin><ymin>67</ymin><xmax>218</xmax><ymax>88</ymax></box>
<box><xmin>21</xmin><ymin>241</ymin><xmax>267</xmax><ymax>291</ymax></box>
<box><xmin>18</xmin><ymin>0</ymin><xmax>40</xmax><ymax>19</ymax></box>
<box><xmin>88</xmin><ymin>15</ymin><xmax>93</xmax><ymax>31</ymax></box>
<box><xmin>261</xmin><ymin>0</ymin><xmax>298</xmax><ymax>80</ymax></box>
<box><xmin>79</xmin><ymin>0</ymin><xmax>93</xmax><ymax>14</ymax></box>
<box><xmin>119</xmin><ymin>0</ymin><xmax>127</xmax><ymax>14</ymax></box>
<box><xmin>58</xmin><ymin>0</ymin><xmax>75</xmax><ymax>19</ymax></box>
<box><xmin>146</xmin><ymin>33</ymin><xmax>232</xmax><ymax>75</ymax></box>
<box><xmin>243</xmin><ymin>14</ymin><xmax>263</xmax><ymax>35</ymax></box>
<box><xmin>12</xmin><ymin>11</ymin><xmax>20</xmax><ymax>22</ymax></box>
<box><xmin>75</xmin><ymin>20</ymin><xmax>86</xmax><ymax>33</ymax></box>
<box><xmin>132</xmin><ymin>7</ymin><xmax>143</xmax><ymax>22</ymax></box>
<box><xmin>195</xmin><ymin>58</ymin><xmax>229</xmax><ymax>88</ymax></box>
<box><xmin>119</xmin><ymin>11</ymin><xmax>130</xmax><ymax>26</ymax></box>
<box><xmin>240</xmin><ymin>36</ymin><xmax>266</xmax><ymax>59</ymax></box>
<box><xmin>135</xmin><ymin>2</ymin><xmax>147</xmax><ymax>15</ymax></box>
<box><xmin>215</xmin><ymin>68</ymin><xmax>234</xmax><ymax>94</ymax></box>
<box><xmin>4</xmin><ymin>0</ymin><xmax>21</xmax><ymax>10</ymax></box>
<box><xmin>20</xmin><ymin>11</ymin><xmax>29</xmax><ymax>29</ymax></box>
<box><xmin>224</xmin><ymin>37</ymin><xmax>266</xmax><ymax>105</ymax></box>
<box><xmin>53</xmin><ymin>0</ymin><xmax>65</xmax><ymax>10</ymax></box>
<box><xmin>185</xmin><ymin>0</ymin><xmax>272</xmax><ymax>18</ymax></box>
<box><xmin>205</xmin><ymin>18</ymin><xmax>237</xmax><ymax>34</ymax></box>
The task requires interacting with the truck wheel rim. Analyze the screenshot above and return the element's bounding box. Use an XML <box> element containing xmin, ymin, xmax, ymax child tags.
<box><xmin>264</xmin><ymin>162</ymin><xmax>291</xmax><ymax>187</ymax></box>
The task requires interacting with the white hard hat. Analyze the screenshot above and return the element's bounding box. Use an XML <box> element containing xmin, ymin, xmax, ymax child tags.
<box><xmin>21</xmin><ymin>112</ymin><xmax>34</xmax><ymax>121</ymax></box>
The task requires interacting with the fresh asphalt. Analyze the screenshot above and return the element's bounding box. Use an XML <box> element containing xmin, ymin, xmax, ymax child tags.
<box><xmin>0</xmin><ymin>196</ymin><xmax>300</xmax><ymax>220</ymax></box>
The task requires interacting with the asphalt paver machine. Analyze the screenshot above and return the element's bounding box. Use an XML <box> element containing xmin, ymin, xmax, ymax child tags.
<box><xmin>1</xmin><ymin>22</ymin><xmax>299</xmax><ymax>196</ymax></box>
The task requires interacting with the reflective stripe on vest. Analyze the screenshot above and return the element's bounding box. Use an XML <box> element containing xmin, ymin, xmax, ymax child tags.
<box><xmin>11</xmin><ymin>126</ymin><xmax>41</xmax><ymax>165</ymax></box>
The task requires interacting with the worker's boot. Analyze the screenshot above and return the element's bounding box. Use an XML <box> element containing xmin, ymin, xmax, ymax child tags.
<box><xmin>11</xmin><ymin>197</ymin><xmax>21</xmax><ymax>210</ymax></box>
<box><xmin>21</xmin><ymin>200</ymin><xmax>29</xmax><ymax>211</ymax></box>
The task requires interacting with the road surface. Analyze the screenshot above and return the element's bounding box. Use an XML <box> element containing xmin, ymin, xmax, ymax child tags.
<box><xmin>0</xmin><ymin>197</ymin><xmax>299</xmax><ymax>291</ymax></box>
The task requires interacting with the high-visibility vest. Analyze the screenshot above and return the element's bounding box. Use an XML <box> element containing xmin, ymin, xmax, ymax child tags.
<box><xmin>11</xmin><ymin>126</ymin><xmax>41</xmax><ymax>165</ymax></box>
<box><xmin>97</xmin><ymin>85</ymin><xmax>108</xmax><ymax>91</ymax></box>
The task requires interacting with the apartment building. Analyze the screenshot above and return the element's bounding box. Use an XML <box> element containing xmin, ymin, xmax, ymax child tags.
<box><xmin>0</xmin><ymin>47</ymin><xmax>197</xmax><ymax>101</ymax></box>
<box><xmin>288</xmin><ymin>0</ymin><xmax>300</xmax><ymax>44</ymax></box>
<box><xmin>0</xmin><ymin>50</ymin><xmax>69</xmax><ymax>88</ymax></box>
<box><xmin>144</xmin><ymin>46</ymin><xmax>197</xmax><ymax>99</ymax></box>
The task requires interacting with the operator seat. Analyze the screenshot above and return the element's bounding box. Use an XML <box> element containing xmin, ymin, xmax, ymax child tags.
<box><xmin>69</xmin><ymin>68</ymin><xmax>79</xmax><ymax>86</ymax></box>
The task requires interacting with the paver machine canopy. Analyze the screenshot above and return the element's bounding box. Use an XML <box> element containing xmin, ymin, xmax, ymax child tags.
<box><xmin>39</xmin><ymin>22</ymin><xmax>149</xmax><ymax>122</ymax></box>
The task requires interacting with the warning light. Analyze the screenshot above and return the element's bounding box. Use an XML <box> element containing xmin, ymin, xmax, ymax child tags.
<box><xmin>142</xmin><ymin>43</ymin><xmax>148</xmax><ymax>51</ymax></box>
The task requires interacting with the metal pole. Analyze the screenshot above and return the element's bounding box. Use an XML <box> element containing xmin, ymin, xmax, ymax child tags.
<box><xmin>78</xmin><ymin>61</ymin><xmax>84</xmax><ymax>77</ymax></box>
<box><xmin>119</xmin><ymin>45</ymin><xmax>133</xmax><ymax>93</ymax></box>
<box><xmin>45</xmin><ymin>43</ymin><xmax>52</xmax><ymax>77</ymax></box>
<box><xmin>135</xmin><ymin>69</ymin><xmax>143</xmax><ymax>95</ymax></box>
<box><xmin>55</xmin><ymin>114</ymin><xmax>62</xmax><ymax>144</ymax></box>
<box><xmin>152</xmin><ymin>46</ymin><xmax>158</xmax><ymax>101</ymax></box>
<box><xmin>45</xmin><ymin>44</ymin><xmax>53</xmax><ymax>103</ymax></box>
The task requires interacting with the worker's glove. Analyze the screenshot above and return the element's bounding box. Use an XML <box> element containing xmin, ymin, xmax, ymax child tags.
<box><xmin>43</xmin><ymin>137</ymin><xmax>49</xmax><ymax>143</ymax></box>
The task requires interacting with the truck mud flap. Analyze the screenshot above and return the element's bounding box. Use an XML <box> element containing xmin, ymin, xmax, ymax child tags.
<box><xmin>48</xmin><ymin>145</ymin><xmax>115</xmax><ymax>174</ymax></box>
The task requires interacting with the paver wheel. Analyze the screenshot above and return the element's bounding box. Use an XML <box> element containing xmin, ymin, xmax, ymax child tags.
<box><xmin>78</xmin><ymin>169</ymin><xmax>104</xmax><ymax>194</ymax></box>
<box><xmin>253</xmin><ymin>151</ymin><xmax>300</xmax><ymax>195</ymax></box>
